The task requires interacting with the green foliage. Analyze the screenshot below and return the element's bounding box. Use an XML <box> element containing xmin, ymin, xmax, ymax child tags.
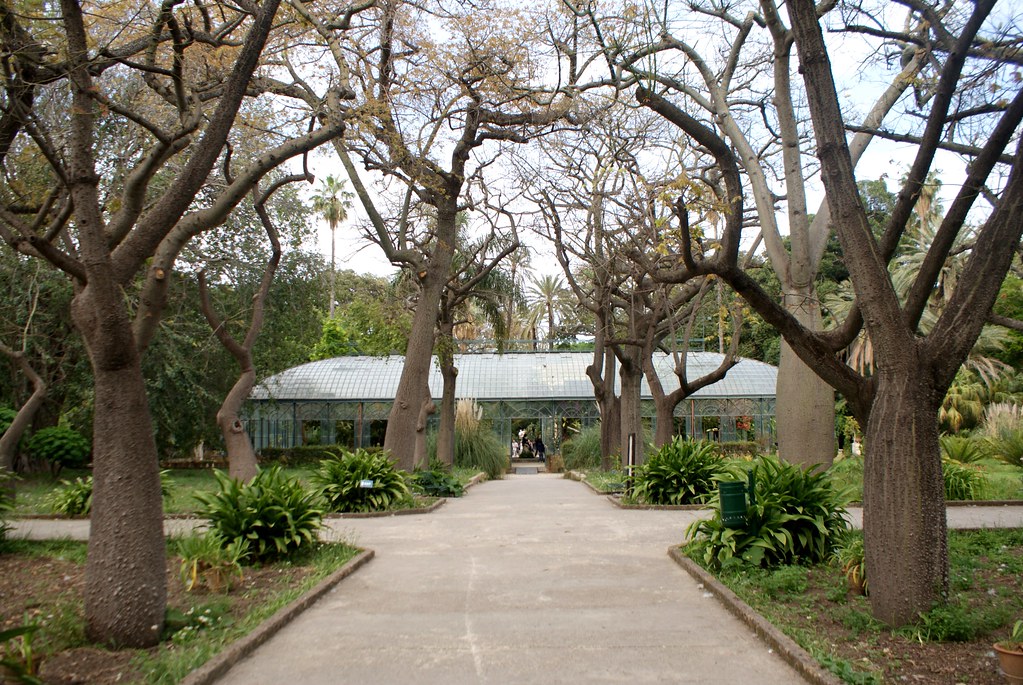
<box><xmin>633</xmin><ymin>438</ymin><xmax>729</xmax><ymax>505</ymax></box>
<box><xmin>827</xmin><ymin>455</ymin><xmax>864</xmax><ymax>502</ymax></box>
<box><xmin>0</xmin><ymin>622</ymin><xmax>41</xmax><ymax>684</ymax></box>
<box><xmin>833</xmin><ymin>532</ymin><xmax>867</xmax><ymax>595</ymax></box>
<box><xmin>312</xmin><ymin>449</ymin><xmax>410</xmax><ymax>513</ymax></box>
<box><xmin>561</xmin><ymin>424</ymin><xmax>602</xmax><ymax>470</ymax></box>
<box><xmin>939</xmin><ymin>435</ymin><xmax>988</xmax><ymax>464</ymax></box>
<box><xmin>687</xmin><ymin>456</ymin><xmax>851</xmax><ymax>569</ymax></box>
<box><xmin>942</xmin><ymin>457</ymin><xmax>986</xmax><ymax>501</ymax></box>
<box><xmin>310</xmin><ymin>272</ymin><xmax>412</xmax><ymax>358</ymax></box>
<box><xmin>999</xmin><ymin>619</ymin><xmax>1023</xmax><ymax>651</ymax></box>
<box><xmin>46</xmin><ymin>476</ymin><xmax>93</xmax><ymax>518</ymax></box>
<box><xmin>902</xmin><ymin>602</ymin><xmax>983</xmax><ymax>643</ymax></box>
<box><xmin>716</xmin><ymin>441</ymin><xmax>759</xmax><ymax>459</ymax></box>
<box><xmin>195</xmin><ymin>467</ymin><xmax>323</xmax><ymax>563</ymax></box>
<box><xmin>453</xmin><ymin>413</ymin><xmax>507</xmax><ymax>480</ymax></box>
<box><xmin>0</xmin><ymin>406</ymin><xmax>17</xmax><ymax>435</ymax></box>
<box><xmin>758</xmin><ymin>565</ymin><xmax>809</xmax><ymax>599</ymax></box>
<box><xmin>411</xmin><ymin>467</ymin><xmax>464</xmax><ymax>498</ymax></box>
<box><xmin>175</xmin><ymin>532</ymin><xmax>246</xmax><ymax>593</ymax></box>
<box><xmin>258</xmin><ymin>444</ymin><xmax>349</xmax><ymax>466</ymax></box>
<box><xmin>25</xmin><ymin>427</ymin><xmax>89</xmax><ymax>473</ymax></box>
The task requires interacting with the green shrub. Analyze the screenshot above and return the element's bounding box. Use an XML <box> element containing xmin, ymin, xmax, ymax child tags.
<box><xmin>47</xmin><ymin>476</ymin><xmax>93</xmax><ymax>517</ymax></box>
<box><xmin>939</xmin><ymin>435</ymin><xmax>988</xmax><ymax>464</ymax></box>
<box><xmin>411</xmin><ymin>467</ymin><xmax>464</xmax><ymax>498</ymax></box>
<box><xmin>452</xmin><ymin>401</ymin><xmax>507</xmax><ymax>479</ymax></box>
<box><xmin>834</xmin><ymin>531</ymin><xmax>867</xmax><ymax>595</ymax></box>
<box><xmin>717</xmin><ymin>441</ymin><xmax>759</xmax><ymax>459</ymax></box>
<box><xmin>634</xmin><ymin>438</ymin><xmax>730</xmax><ymax>505</ymax></box>
<box><xmin>26</xmin><ymin>426</ymin><xmax>90</xmax><ymax>475</ymax></box>
<box><xmin>561</xmin><ymin>424</ymin><xmax>602</xmax><ymax>471</ymax></box>
<box><xmin>175</xmin><ymin>531</ymin><xmax>246</xmax><ymax>593</ymax></box>
<box><xmin>942</xmin><ymin>457</ymin><xmax>986</xmax><ymax>500</ymax></box>
<box><xmin>195</xmin><ymin>467</ymin><xmax>323</xmax><ymax>562</ymax></box>
<box><xmin>258</xmin><ymin>444</ymin><xmax>345</xmax><ymax>466</ymax></box>
<box><xmin>903</xmin><ymin>602</ymin><xmax>980</xmax><ymax>642</ymax></box>
<box><xmin>687</xmin><ymin>456</ymin><xmax>851</xmax><ymax>569</ymax></box>
<box><xmin>312</xmin><ymin>449</ymin><xmax>410</xmax><ymax>513</ymax></box>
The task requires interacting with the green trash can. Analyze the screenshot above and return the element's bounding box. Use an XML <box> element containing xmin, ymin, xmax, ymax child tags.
<box><xmin>719</xmin><ymin>471</ymin><xmax>755</xmax><ymax>529</ymax></box>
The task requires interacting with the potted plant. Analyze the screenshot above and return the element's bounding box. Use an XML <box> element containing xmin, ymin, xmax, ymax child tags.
<box><xmin>994</xmin><ymin>620</ymin><xmax>1023</xmax><ymax>684</ymax></box>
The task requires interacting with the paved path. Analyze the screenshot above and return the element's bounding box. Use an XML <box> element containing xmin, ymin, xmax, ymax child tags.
<box><xmin>213</xmin><ymin>475</ymin><xmax>805</xmax><ymax>685</ymax></box>
<box><xmin>10</xmin><ymin>478</ymin><xmax>1023</xmax><ymax>685</ymax></box>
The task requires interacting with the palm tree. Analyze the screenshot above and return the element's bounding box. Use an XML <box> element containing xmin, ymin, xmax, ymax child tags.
<box><xmin>526</xmin><ymin>274</ymin><xmax>571</xmax><ymax>351</ymax></box>
<box><xmin>310</xmin><ymin>176</ymin><xmax>352</xmax><ymax>317</ymax></box>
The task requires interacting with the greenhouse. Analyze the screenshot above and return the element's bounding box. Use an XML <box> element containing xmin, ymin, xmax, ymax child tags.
<box><xmin>244</xmin><ymin>352</ymin><xmax>778</xmax><ymax>453</ymax></box>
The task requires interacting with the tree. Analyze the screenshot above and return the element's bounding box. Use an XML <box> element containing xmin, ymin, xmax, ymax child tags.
<box><xmin>310</xmin><ymin>271</ymin><xmax>413</xmax><ymax>358</ymax></box>
<box><xmin>271</xmin><ymin>0</ymin><xmax>584</xmax><ymax>468</ymax></box>
<box><xmin>615</xmin><ymin>0</ymin><xmax>1023</xmax><ymax>626</ymax></box>
<box><xmin>586</xmin><ymin>0</ymin><xmax>937</xmax><ymax>469</ymax></box>
<box><xmin>0</xmin><ymin>0</ymin><xmax>345</xmax><ymax>645</ymax></box>
<box><xmin>525</xmin><ymin>275</ymin><xmax>573</xmax><ymax>350</ymax></box>
<box><xmin>310</xmin><ymin>175</ymin><xmax>353</xmax><ymax>318</ymax></box>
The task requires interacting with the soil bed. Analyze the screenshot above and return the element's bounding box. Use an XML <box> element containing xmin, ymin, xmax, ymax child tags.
<box><xmin>0</xmin><ymin>541</ymin><xmax>354</xmax><ymax>684</ymax></box>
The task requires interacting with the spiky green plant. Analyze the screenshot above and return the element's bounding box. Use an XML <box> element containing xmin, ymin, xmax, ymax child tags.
<box><xmin>561</xmin><ymin>424</ymin><xmax>602</xmax><ymax>471</ymax></box>
<box><xmin>687</xmin><ymin>456</ymin><xmax>852</xmax><ymax>569</ymax></box>
<box><xmin>453</xmin><ymin>399</ymin><xmax>506</xmax><ymax>479</ymax></box>
<box><xmin>195</xmin><ymin>467</ymin><xmax>323</xmax><ymax>562</ymax></box>
<box><xmin>939</xmin><ymin>435</ymin><xmax>989</xmax><ymax>464</ymax></box>
<box><xmin>46</xmin><ymin>476</ymin><xmax>93</xmax><ymax>518</ymax></box>
<box><xmin>634</xmin><ymin>438</ymin><xmax>730</xmax><ymax>505</ymax></box>
<box><xmin>313</xmin><ymin>448</ymin><xmax>410</xmax><ymax>513</ymax></box>
<box><xmin>942</xmin><ymin>457</ymin><xmax>986</xmax><ymax>501</ymax></box>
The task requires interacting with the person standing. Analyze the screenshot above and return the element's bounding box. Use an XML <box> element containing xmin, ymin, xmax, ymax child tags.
<box><xmin>534</xmin><ymin>436</ymin><xmax>546</xmax><ymax>463</ymax></box>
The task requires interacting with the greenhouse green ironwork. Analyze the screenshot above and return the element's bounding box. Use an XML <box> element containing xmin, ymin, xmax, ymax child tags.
<box><xmin>244</xmin><ymin>352</ymin><xmax>777</xmax><ymax>453</ymax></box>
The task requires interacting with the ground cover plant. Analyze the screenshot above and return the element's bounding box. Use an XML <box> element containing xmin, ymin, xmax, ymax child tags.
<box><xmin>0</xmin><ymin>538</ymin><xmax>359</xmax><ymax>684</ymax></box>
<box><xmin>683</xmin><ymin>528</ymin><xmax>1023</xmax><ymax>684</ymax></box>
<box><xmin>686</xmin><ymin>456</ymin><xmax>851</xmax><ymax>568</ymax></box>
<box><xmin>632</xmin><ymin>438</ymin><xmax>733</xmax><ymax>505</ymax></box>
<box><xmin>195</xmin><ymin>466</ymin><xmax>323</xmax><ymax>562</ymax></box>
<box><xmin>313</xmin><ymin>448</ymin><xmax>412</xmax><ymax>513</ymax></box>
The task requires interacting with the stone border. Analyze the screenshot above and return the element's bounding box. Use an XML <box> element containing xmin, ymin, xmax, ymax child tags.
<box><xmin>668</xmin><ymin>547</ymin><xmax>844</xmax><ymax>685</ymax></box>
<box><xmin>180</xmin><ymin>548</ymin><xmax>375</xmax><ymax>685</ymax></box>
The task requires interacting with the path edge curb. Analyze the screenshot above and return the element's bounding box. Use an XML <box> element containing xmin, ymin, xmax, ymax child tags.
<box><xmin>668</xmin><ymin>546</ymin><xmax>844</xmax><ymax>685</ymax></box>
<box><xmin>180</xmin><ymin>548</ymin><xmax>375</xmax><ymax>685</ymax></box>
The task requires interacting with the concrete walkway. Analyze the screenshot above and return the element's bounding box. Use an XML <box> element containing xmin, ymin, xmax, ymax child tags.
<box><xmin>10</xmin><ymin>477</ymin><xmax>1023</xmax><ymax>684</ymax></box>
<box><xmin>213</xmin><ymin>475</ymin><xmax>804</xmax><ymax>685</ymax></box>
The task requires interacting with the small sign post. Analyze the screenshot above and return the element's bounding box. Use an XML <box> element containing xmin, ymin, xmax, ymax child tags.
<box><xmin>625</xmin><ymin>433</ymin><xmax>636</xmax><ymax>496</ymax></box>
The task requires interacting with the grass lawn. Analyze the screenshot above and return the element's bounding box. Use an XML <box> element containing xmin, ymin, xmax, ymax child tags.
<box><xmin>11</xmin><ymin>463</ymin><xmax>482</xmax><ymax>517</ymax></box>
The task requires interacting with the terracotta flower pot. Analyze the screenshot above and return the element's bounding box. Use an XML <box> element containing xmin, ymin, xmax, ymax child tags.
<box><xmin>994</xmin><ymin>644</ymin><xmax>1023</xmax><ymax>684</ymax></box>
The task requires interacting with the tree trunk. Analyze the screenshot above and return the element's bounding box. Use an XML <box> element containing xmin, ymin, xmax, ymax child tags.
<box><xmin>619</xmin><ymin>348</ymin><xmax>645</xmax><ymax>466</ymax></box>
<box><xmin>776</xmin><ymin>288</ymin><xmax>835</xmax><ymax>466</ymax></box>
<box><xmin>414</xmin><ymin>397</ymin><xmax>436</xmax><ymax>469</ymax></box>
<box><xmin>218</xmin><ymin>369</ymin><xmax>259</xmax><ymax>483</ymax></box>
<box><xmin>75</xmin><ymin>287</ymin><xmax>166</xmax><ymax>647</ymax></box>
<box><xmin>383</xmin><ymin>208</ymin><xmax>455</xmax><ymax>470</ymax></box>
<box><xmin>600</xmin><ymin>395</ymin><xmax>621</xmax><ymax>471</ymax></box>
<box><xmin>652</xmin><ymin>396</ymin><xmax>675</xmax><ymax>448</ymax></box>
<box><xmin>862</xmin><ymin>366</ymin><xmax>948</xmax><ymax>626</ymax></box>
<box><xmin>0</xmin><ymin>346</ymin><xmax>46</xmax><ymax>474</ymax></box>
<box><xmin>436</xmin><ymin>327</ymin><xmax>457</xmax><ymax>467</ymax></box>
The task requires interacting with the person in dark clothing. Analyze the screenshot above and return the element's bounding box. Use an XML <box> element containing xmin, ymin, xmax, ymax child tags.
<box><xmin>534</xmin><ymin>437</ymin><xmax>546</xmax><ymax>462</ymax></box>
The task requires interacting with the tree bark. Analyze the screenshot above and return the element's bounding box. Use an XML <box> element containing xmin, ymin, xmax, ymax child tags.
<box><xmin>75</xmin><ymin>294</ymin><xmax>166</xmax><ymax>647</ymax></box>
<box><xmin>0</xmin><ymin>344</ymin><xmax>46</xmax><ymax>474</ymax></box>
<box><xmin>862</xmin><ymin>363</ymin><xmax>948</xmax><ymax>626</ymax></box>
<box><xmin>384</xmin><ymin>207</ymin><xmax>456</xmax><ymax>470</ymax></box>
<box><xmin>618</xmin><ymin>347</ymin><xmax>645</xmax><ymax>465</ymax></box>
<box><xmin>436</xmin><ymin>322</ymin><xmax>457</xmax><ymax>467</ymax></box>
<box><xmin>776</xmin><ymin>288</ymin><xmax>835</xmax><ymax>467</ymax></box>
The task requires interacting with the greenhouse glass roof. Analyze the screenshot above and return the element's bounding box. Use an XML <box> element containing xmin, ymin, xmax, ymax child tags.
<box><xmin>251</xmin><ymin>352</ymin><xmax>777</xmax><ymax>402</ymax></box>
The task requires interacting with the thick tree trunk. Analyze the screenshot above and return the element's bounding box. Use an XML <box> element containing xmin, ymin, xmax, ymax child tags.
<box><xmin>776</xmin><ymin>289</ymin><xmax>835</xmax><ymax>466</ymax></box>
<box><xmin>600</xmin><ymin>395</ymin><xmax>621</xmax><ymax>471</ymax></box>
<box><xmin>619</xmin><ymin>348</ymin><xmax>645</xmax><ymax>466</ymax></box>
<box><xmin>75</xmin><ymin>288</ymin><xmax>166</xmax><ymax>647</ymax></box>
<box><xmin>414</xmin><ymin>397</ymin><xmax>436</xmax><ymax>469</ymax></box>
<box><xmin>652</xmin><ymin>397</ymin><xmax>675</xmax><ymax>448</ymax></box>
<box><xmin>862</xmin><ymin>368</ymin><xmax>948</xmax><ymax>626</ymax></box>
<box><xmin>384</xmin><ymin>208</ymin><xmax>455</xmax><ymax>470</ymax></box>
<box><xmin>436</xmin><ymin>331</ymin><xmax>457</xmax><ymax>467</ymax></box>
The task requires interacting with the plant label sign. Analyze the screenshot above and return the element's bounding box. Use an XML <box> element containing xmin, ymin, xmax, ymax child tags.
<box><xmin>359</xmin><ymin>479</ymin><xmax>375</xmax><ymax>489</ymax></box>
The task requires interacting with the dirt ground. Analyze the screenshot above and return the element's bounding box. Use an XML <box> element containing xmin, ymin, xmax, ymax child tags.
<box><xmin>0</xmin><ymin>550</ymin><xmax>311</xmax><ymax>684</ymax></box>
